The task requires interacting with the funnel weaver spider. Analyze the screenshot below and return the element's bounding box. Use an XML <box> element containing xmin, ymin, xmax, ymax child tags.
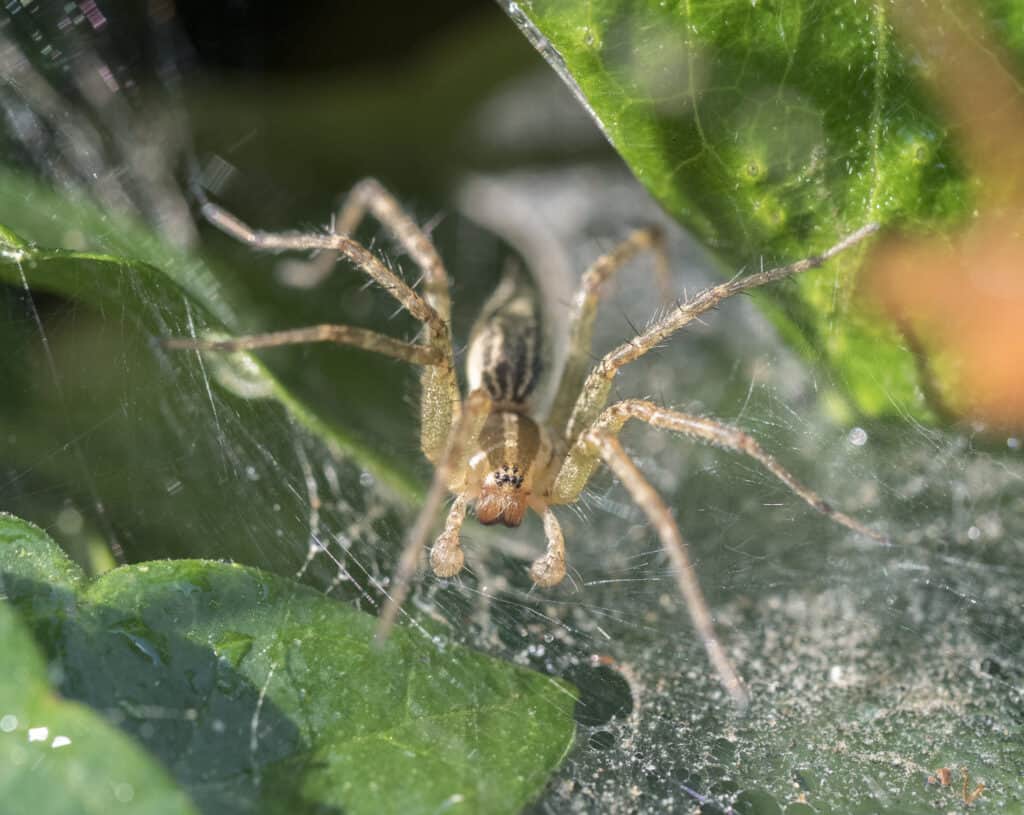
<box><xmin>170</xmin><ymin>178</ymin><xmax>884</xmax><ymax>705</ymax></box>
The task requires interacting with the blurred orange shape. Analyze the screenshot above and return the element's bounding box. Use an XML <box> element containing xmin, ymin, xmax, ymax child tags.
<box><xmin>861</xmin><ymin>212</ymin><xmax>1024</xmax><ymax>431</ymax></box>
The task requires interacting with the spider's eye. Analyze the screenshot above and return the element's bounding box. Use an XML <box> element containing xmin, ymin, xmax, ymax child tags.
<box><xmin>493</xmin><ymin>468</ymin><xmax>525</xmax><ymax>488</ymax></box>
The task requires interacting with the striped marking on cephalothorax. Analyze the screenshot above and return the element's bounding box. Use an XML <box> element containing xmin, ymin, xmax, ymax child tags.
<box><xmin>502</xmin><ymin>411</ymin><xmax>518</xmax><ymax>456</ymax></box>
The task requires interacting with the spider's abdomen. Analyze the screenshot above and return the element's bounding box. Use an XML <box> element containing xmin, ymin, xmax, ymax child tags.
<box><xmin>466</xmin><ymin>267</ymin><xmax>544</xmax><ymax>410</ymax></box>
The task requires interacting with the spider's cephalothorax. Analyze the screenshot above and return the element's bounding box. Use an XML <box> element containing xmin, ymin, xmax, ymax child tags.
<box><xmin>470</xmin><ymin>414</ymin><xmax>550</xmax><ymax>528</ymax></box>
<box><xmin>174</xmin><ymin>177</ymin><xmax>885</xmax><ymax>707</ymax></box>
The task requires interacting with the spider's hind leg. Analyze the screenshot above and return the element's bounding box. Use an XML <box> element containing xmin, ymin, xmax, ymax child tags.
<box><xmin>588</xmin><ymin>432</ymin><xmax>749</xmax><ymax>707</ymax></box>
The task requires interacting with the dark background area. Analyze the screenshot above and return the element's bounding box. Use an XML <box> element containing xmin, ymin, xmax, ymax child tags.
<box><xmin>0</xmin><ymin>0</ymin><xmax>548</xmax><ymax>211</ymax></box>
<box><xmin>175</xmin><ymin>0</ymin><xmax>489</xmax><ymax>76</ymax></box>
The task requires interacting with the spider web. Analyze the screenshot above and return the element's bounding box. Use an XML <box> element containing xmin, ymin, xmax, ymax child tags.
<box><xmin>1</xmin><ymin>3</ymin><xmax>1023</xmax><ymax>814</ymax></box>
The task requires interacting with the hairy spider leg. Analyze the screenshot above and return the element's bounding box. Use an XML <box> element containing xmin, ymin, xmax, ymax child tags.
<box><xmin>549</xmin><ymin>398</ymin><xmax>889</xmax><ymax>700</ymax></box>
<box><xmin>279</xmin><ymin>178</ymin><xmax>453</xmax><ymax>323</ymax></box>
<box><xmin>375</xmin><ymin>388</ymin><xmax>492</xmax><ymax>640</ymax></box>
<box><xmin>531</xmin><ymin>508</ymin><xmax>567</xmax><ymax>587</ymax></box>
<box><xmin>273</xmin><ymin>178</ymin><xmax>459</xmax><ymax>460</ymax></box>
<box><xmin>164</xmin><ymin>324</ymin><xmax>442</xmax><ymax>365</ymax></box>
<box><xmin>590</xmin><ymin>433</ymin><xmax>749</xmax><ymax>706</ymax></box>
<box><xmin>554</xmin><ymin>400</ymin><xmax>888</xmax><ymax>543</ymax></box>
<box><xmin>331</xmin><ymin>178</ymin><xmax>458</xmax><ymax>460</ymax></box>
<box><xmin>178</xmin><ymin>190</ymin><xmax>461</xmax><ymax>461</ymax></box>
<box><xmin>562</xmin><ymin>223</ymin><xmax>881</xmax><ymax>446</ymax></box>
<box><xmin>429</xmin><ymin>495</ymin><xmax>470</xmax><ymax>578</ymax></box>
<box><xmin>180</xmin><ymin>188</ymin><xmax>479</xmax><ymax>641</ymax></box>
<box><xmin>545</xmin><ymin>224</ymin><xmax>881</xmax><ymax>703</ymax></box>
<box><xmin>548</xmin><ymin>226</ymin><xmax>669</xmax><ymax>436</ymax></box>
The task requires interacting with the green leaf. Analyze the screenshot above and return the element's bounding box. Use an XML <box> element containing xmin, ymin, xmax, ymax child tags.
<box><xmin>506</xmin><ymin>0</ymin><xmax>997</xmax><ymax>423</ymax></box>
<box><xmin>0</xmin><ymin>514</ymin><xmax>576</xmax><ymax>815</ymax></box>
<box><xmin>0</xmin><ymin>180</ymin><xmax>439</xmax><ymax>577</ymax></box>
<box><xmin>0</xmin><ymin>179</ymin><xmax>418</xmax><ymax>503</ymax></box>
<box><xmin>0</xmin><ymin>547</ymin><xmax>198</xmax><ymax>814</ymax></box>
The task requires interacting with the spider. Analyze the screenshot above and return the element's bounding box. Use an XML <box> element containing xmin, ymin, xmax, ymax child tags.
<box><xmin>168</xmin><ymin>177</ymin><xmax>884</xmax><ymax>706</ymax></box>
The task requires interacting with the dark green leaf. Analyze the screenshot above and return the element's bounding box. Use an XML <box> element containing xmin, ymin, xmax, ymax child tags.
<box><xmin>0</xmin><ymin>514</ymin><xmax>576</xmax><ymax>815</ymax></box>
<box><xmin>0</xmin><ymin>181</ymin><xmax>418</xmax><ymax>502</ymax></box>
<box><xmin>0</xmin><ymin>182</ymin><xmax>434</xmax><ymax>579</ymax></box>
<box><xmin>0</xmin><ymin>519</ymin><xmax>198</xmax><ymax>815</ymax></box>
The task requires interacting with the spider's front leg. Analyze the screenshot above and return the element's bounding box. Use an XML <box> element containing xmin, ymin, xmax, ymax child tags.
<box><xmin>268</xmin><ymin>177</ymin><xmax>460</xmax><ymax>459</ymax></box>
<box><xmin>375</xmin><ymin>388</ymin><xmax>492</xmax><ymax>640</ymax></box>
<box><xmin>555</xmin><ymin>400</ymin><xmax>887</xmax><ymax>542</ymax></box>
<box><xmin>548</xmin><ymin>419</ymin><xmax>749</xmax><ymax>706</ymax></box>
<box><xmin>550</xmin><ymin>395</ymin><xmax>890</xmax><ymax>705</ymax></box>
<box><xmin>560</xmin><ymin>223</ymin><xmax>881</xmax><ymax>446</ymax></box>
<box><xmin>177</xmin><ymin>193</ymin><xmax>460</xmax><ymax>462</ymax></box>
<box><xmin>278</xmin><ymin>178</ymin><xmax>452</xmax><ymax>325</ymax></box>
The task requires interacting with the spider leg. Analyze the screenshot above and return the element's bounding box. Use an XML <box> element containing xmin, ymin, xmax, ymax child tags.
<box><xmin>553</xmin><ymin>399</ymin><xmax>887</xmax><ymax>543</ymax></box>
<box><xmin>200</xmin><ymin>201</ymin><xmax>444</xmax><ymax>333</ymax></box>
<box><xmin>375</xmin><ymin>388</ymin><xmax>492</xmax><ymax>641</ymax></box>
<box><xmin>548</xmin><ymin>226</ymin><xmax>668</xmax><ymax>435</ymax></box>
<box><xmin>164</xmin><ymin>324</ymin><xmax>442</xmax><ymax>365</ymax></box>
<box><xmin>530</xmin><ymin>509</ymin><xmax>567</xmax><ymax>587</ymax></box>
<box><xmin>562</xmin><ymin>223</ymin><xmax>881</xmax><ymax>445</ymax></box>
<box><xmin>305</xmin><ymin>179</ymin><xmax>458</xmax><ymax>461</ymax></box>
<box><xmin>587</xmin><ymin>432</ymin><xmax>749</xmax><ymax>706</ymax></box>
<box><xmin>278</xmin><ymin>178</ymin><xmax>452</xmax><ymax>323</ymax></box>
<box><xmin>197</xmin><ymin>197</ymin><xmax>460</xmax><ymax>462</ymax></box>
<box><xmin>429</xmin><ymin>495</ymin><xmax>470</xmax><ymax>578</ymax></box>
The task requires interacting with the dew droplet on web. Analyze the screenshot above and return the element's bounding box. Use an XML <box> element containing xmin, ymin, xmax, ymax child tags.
<box><xmin>847</xmin><ymin>426</ymin><xmax>868</xmax><ymax>446</ymax></box>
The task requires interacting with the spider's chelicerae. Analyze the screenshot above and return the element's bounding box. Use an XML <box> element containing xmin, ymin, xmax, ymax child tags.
<box><xmin>170</xmin><ymin>178</ymin><xmax>884</xmax><ymax>705</ymax></box>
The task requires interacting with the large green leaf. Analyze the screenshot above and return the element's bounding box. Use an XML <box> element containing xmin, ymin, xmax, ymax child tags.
<box><xmin>0</xmin><ymin>569</ymin><xmax>197</xmax><ymax>815</ymax></box>
<box><xmin>0</xmin><ymin>185</ymin><xmax>417</xmax><ymax>502</ymax></box>
<box><xmin>0</xmin><ymin>178</ymin><xmax>436</xmax><ymax>578</ymax></box>
<box><xmin>505</xmin><ymin>0</ymin><xmax>1018</xmax><ymax>424</ymax></box>
<box><xmin>0</xmin><ymin>514</ymin><xmax>575</xmax><ymax>814</ymax></box>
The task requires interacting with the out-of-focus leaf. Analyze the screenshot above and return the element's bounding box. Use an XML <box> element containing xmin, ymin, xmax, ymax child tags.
<box><xmin>0</xmin><ymin>179</ymin><xmax>435</xmax><ymax>574</ymax></box>
<box><xmin>0</xmin><ymin>190</ymin><xmax>417</xmax><ymax>500</ymax></box>
<box><xmin>506</xmin><ymin>0</ymin><xmax>1024</xmax><ymax>425</ymax></box>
